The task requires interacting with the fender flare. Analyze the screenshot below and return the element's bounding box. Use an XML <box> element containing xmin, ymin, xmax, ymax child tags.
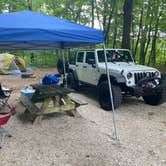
<box><xmin>98</xmin><ymin>74</ymin><xmax>126</xmax><ymax>86</ymax></box>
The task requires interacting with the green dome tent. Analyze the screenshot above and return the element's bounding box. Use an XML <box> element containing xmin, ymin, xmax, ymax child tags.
<box><xmin>0</xmin><ymin>53</ymin><xmax>26</xmax><ymax>74</ymax></box>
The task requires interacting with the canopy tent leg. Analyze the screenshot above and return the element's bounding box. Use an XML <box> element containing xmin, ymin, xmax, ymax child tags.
<box><xmin>102</xmin><ymin>43</ymin><xmax>119</xmax><ymax>142</ymax></box>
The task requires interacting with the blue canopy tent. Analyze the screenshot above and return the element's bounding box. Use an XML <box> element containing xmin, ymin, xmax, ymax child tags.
<box><xmin>0</xmin><ymin>10</ymin><xmax>118</xmax><ymax>141</ymax></box>
<box><xmin>0</xmin><ymin>10</ymin><xmax>103</xmax><ymax>50</ymax></box>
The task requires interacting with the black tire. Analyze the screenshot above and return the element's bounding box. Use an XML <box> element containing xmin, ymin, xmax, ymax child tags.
<box><xmin>98</xmin><ymin>81</ymin><xmax>122</xmax><ymax>111</ymax></box>
<box><xmin>57</xmin><ymin>59</ymin><xmax>69</xmax><ymax>74</ymax></box>
<box><xmin>143</xmin><ymin>89</ymin><xmax>166</xmax><ymax>105</ymax></box>
<box><xmin>67</xmin><ymin>73</ymin><xmax>79</xmax><ymax>90</ymax></box>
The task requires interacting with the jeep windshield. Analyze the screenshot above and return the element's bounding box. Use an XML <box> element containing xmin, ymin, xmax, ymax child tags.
<box><xmin>97</xmin><ymin>50</ymin><xmax>133</xmax><ymax>63</ymax></box>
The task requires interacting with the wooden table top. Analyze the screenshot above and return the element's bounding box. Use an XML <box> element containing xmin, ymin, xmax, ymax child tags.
<box><xmin>31</xmin><ymin>84</ymin><xmax>74</xmax><ymax>102</ymax></box>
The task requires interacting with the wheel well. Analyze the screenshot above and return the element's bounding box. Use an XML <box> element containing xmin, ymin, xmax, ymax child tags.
<box><xmin>98</xmin><ymin>75</ymin><xmax>118</xmax><ymax>86</ymax></box>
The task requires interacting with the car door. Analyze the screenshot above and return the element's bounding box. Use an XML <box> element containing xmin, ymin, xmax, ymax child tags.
<box><xmin>75</xmin><ymin>52</ymin><xmax>85</xmax><ymax>81</ymax></box>
<box><xmin>82</xmin><ymin>51</ymin><xmax>98</xmax><ymax>85</ymax></box>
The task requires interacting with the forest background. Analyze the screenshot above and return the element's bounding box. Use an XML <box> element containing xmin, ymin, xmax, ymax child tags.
<box><xmin>0</xmin><ymin>0</ymin><xmax>165</xmax><ymax>68</ymax></box>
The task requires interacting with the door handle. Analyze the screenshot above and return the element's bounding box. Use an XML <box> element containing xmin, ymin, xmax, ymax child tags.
<box><xmin>76</xmin><ymin>64</ymin><xmax>78</xmax><ymax>67</ymax></box>
<box><xmin>83</xmin><ymin>66</ymin><xmax>87</xmax><ymax>68</ymax></box>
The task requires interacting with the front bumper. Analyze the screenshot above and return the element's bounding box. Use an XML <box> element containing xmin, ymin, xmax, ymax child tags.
<box><xmin>132</xmin><ymin>84</ymin><xmax>165</xmax><ymax>97</ymax></box>
<box><xmin>130</xmin><ymin>77</ymin><xmax>166</xmax><ymax>97</ymax></box>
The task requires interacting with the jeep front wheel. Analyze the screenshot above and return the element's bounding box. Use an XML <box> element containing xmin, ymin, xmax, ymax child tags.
<box><xmin>98</xmin><ymin>81</ymin><xmax>122</xmax><ymax>111</ymax></box>
<box><xmin>67</xmin><ymin>73</ymin><xmax>79</xmax><ymax>90</ymax></box>
<box><xmin>143</xmin><ymin>91</ymin><xmax>164</xmax><ymax>106</ymax></box>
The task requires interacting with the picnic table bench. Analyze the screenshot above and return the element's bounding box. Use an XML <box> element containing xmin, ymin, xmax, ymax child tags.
<box><xmin>20</xmin><ymin>84</ymin><xmax>87</xmax><ymax>124</ymax></box>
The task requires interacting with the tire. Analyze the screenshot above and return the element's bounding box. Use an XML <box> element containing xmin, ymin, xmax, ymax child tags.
<box><xmin>98</xmin><ymin>81</ymin><xmax>122</xmax><ymax>111</ymax></box>
<box><xmin>57</xmin><ymin>59</ymin><xmax>69</xmax><ymax>74</ymax></box>
<box><xmin>67</xmin><ymin>73</ymin><xmax>79</xmax><ymax>90</ymax></box>
<box><xmin>143</xmin><ymin>89</ymin><xmax>165</xmax><ymax>105</ymax></box>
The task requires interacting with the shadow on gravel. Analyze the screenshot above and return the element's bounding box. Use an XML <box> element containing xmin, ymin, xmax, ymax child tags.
<box><xmin>16</xmin><ymin>102</ymin><xmax>71</xmax><ymax>124</ymax></box>
<box><xmin>77</xmin><ymin>85</ymin><xmax>144</xmax><ymax>107</ymax></box>
<box><xmin>78</xmin><ymin>86</ymin><xmax>98</xmax><ymax>101</ymax></box>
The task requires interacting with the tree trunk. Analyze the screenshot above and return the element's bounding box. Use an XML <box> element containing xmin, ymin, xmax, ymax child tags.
<box><xmin>139</xmin><ymin>33</ymin><xmax>147</xmax><ymax>64</ymax></box>
<box><xmin>139</xmin><ymin>1</ymin><xmax>151</xmax><ymax>65</ymax></box>
<box><xmin>102</xmin><ymin>1</ymin><xmax>107</xmax><ymax>42</ymax></box>
<box><xmin>112</xmin><ymin>6</ymin><xmax>118</xmax><ymax>48</ymax></box>
<box><xmin>27</xmin><ymin>0</ymin><xmax>32</xmax><ymax>10</ymax></box>
<box><xmin>133</xmin><ymin>5</ymin><xmax>143</xmax><ymax>59</ymax></box>
<box><xmin>145</xmin><ymin>16</ymin><xmax>153</xmax><ymax>61</ymax></box>
<box><xmin>94</xmin><ymin>0</ymin><xmax>102</xmax><ymax>29</ymax></box>
<box><xmin>105</xmin><ymin>10</ymin><xmax>113</xmax><ymax>46</ymax></box>
<box><xmin>131</xmin><ymin>13</ymin><xmax>135</xmax><ymax>58</ymax></box>
<box><xmin>150</xmin><ymin>19</ymin><xmax>159</xmax><ymax>66</ymax></box>
<box><xmin>149</xmin><ymin>2</ymin><xmax>162</xmax><ymax>66</ymax></box>
<box><xmin>91</xmin><ymin>0</ymin><xmax>94</xmax><ymax>28</ymax></box>
<box><xmin>89</xmin><ymin>0</ymin><xmax>95</xmax><ymax>49</ymax></box>
<box><xmin>121</xmin><ymin>0</ymin><xmax>133</xmax><ymax>49</ymax></box>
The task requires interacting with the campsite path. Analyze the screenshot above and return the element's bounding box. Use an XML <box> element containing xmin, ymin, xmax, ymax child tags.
<box><xmin>0</xmin><ymin>68</ymin><xmax>166</xmax><ymax>166</ymax></box>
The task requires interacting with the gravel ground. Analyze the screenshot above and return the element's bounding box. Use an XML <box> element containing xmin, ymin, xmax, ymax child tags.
<box><xmin>0</xmin><ymin>68</ymin><xmax>166</xmax><ymax>166</ymax></box>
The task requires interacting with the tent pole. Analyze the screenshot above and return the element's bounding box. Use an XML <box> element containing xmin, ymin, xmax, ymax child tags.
<box><xmin>62</xmin><ymin>49</ymin><xmax>67</xmax><ymax>87</ymax></box>
<box><xmin>102</xmin><ymin>43</ymin><xmax>119</xmax><ymax>142</ymax></box>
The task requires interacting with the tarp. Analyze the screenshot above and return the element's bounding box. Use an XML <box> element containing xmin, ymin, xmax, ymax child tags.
<box><xmin>0</xmin><ymin>10</ymin><xmax>104</xmax><ymax>50</ymax></box>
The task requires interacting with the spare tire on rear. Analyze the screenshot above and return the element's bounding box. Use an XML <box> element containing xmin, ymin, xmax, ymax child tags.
<box><xmin>57</xmin><ymin>59</ymin><xmax>69</xmax><ymax>74</ymax></box>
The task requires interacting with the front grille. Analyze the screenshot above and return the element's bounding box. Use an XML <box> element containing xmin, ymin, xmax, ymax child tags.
<box><xmin>134</xmin><ymin>72</ymin><xmax>155</xmax><ymax>84</ymax></box>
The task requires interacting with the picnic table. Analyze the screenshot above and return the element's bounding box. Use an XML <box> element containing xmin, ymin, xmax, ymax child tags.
<box><xmin>20</xmin><ymin>84</ymin><xmax>87</xmax><ymax>124</ymax></box>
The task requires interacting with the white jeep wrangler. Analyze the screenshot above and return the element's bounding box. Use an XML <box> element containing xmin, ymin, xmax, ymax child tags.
<box><xmin>57</xmin><ymin>49</ymin><xmax>165</xmax><ymax>110</ymax></box>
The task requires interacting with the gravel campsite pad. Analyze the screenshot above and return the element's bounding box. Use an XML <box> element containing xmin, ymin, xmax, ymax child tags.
<box><xmin>0</xmin><ymin>68</ymin><xmax>166</xmax><ymax>166</ymax></box>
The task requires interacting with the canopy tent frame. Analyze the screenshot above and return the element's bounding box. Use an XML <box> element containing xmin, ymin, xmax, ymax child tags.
<box><xmin>0</xmin><ymin>10</ymin><xmax>118</xmax><ymax>141</ymax></box>
<box><xmin>102</xmin><ymin>43</ymin><xmax>118</xmax><ymax>141</ymax></box>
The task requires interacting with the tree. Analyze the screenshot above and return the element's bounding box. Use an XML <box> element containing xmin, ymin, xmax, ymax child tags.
<box><xmin>139</xmin><ymin>0</ymin><xmax>151</xmax><ymax>65</ymax></box>
<box><xmin>91</xmin><ymin>0</ymin><xmax>95</xmax><ymax>28</ymax></box>
<box><xmin>121</xmin><ymin>0</ymin><xmax>133</xmax><ymax>49</ymax></box>
<box><xmin>0</xmin><ymin>0</ymin><xmax>165</xmax><ymax>67</ymax></box>
<box><xmin>149</xmin><ymin>0</ymin><xmax>163</xmax><ymax>66</ymax></box>
<box><xmin>133</xmin><ymin>2</ymin><xmax>143</xmax><ymax>60</ymax></box>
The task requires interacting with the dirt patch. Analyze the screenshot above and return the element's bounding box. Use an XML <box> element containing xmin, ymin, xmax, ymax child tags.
<box><xmin>0</xmin><ymin>68</ymin><xmax>166</xmax><ymax>166</ymax></box>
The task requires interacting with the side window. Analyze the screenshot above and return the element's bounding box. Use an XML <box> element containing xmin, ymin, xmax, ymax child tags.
<box><xmin>77</xmin><ymin>52</ymin><xmax>84</xmax><ymax>63</ymax></box>
<box><xmin>85</xmin><ymin>52</ymin><xmax>95</xmax><ymax>63</ymax></box>
<box><xmin>69</xmin><ymin>51</ymin><xmax>76</xmax><ymax>65</ymax></box>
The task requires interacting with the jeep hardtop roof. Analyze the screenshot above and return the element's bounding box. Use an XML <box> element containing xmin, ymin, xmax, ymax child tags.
<box><xmin>71</xmin><ymin>48</ymin><xmax>130</xmax><ymax>52</ymax></box>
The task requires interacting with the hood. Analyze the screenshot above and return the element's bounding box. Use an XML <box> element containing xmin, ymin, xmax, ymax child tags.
<box><xmin>98</xmin><ymin>62</ymin><xmax>158</xmax><ymax>73</ymax></box>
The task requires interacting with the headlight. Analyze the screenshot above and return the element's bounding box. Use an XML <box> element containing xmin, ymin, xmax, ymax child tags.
<box><xmin>155</xmin><ymin>71</ymin><xmax>160</xmax><ymax>77</ymax></box>
<box><xmin>127</xmin><ymin>72</ymin><xmax>132</xmax><ymax>79</ymax></box>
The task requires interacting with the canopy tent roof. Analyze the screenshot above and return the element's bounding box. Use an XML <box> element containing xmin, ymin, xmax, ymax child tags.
<box><xmin>0</xmin><ymin>10</ymin><xmax>103</xmax><ymax>50</ymax></box>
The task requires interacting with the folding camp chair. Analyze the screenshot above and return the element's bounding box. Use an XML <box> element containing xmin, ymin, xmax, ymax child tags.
<box><xmin>0</xmin><ymin>83</ymin><xmax>12</xmax><ymax>110</ymax></box>
<box><xmin>0</xmin><ymin>83</ymin><xmax>16</xmax><ymax>148</ymax></box>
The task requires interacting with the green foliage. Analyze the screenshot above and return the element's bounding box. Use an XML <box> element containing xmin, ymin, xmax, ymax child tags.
<box><xmin>0</xmin><ymin>0</ymin><xmax>165</xmax><ymax>68</ymax></box>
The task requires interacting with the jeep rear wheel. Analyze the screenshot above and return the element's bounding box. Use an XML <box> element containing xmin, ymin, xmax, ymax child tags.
<box><xmin>67</xmin><ymin>73</ymin><xmax>79</xmax><ymax>90</ymax></box>
<box><xmin>98</xmin><ymin>81</ymin><xmax>122</xmax><ymax>111</ymax></box>
<box><xmin>143</xmin><ymin>90</ymin><xmax>164</xmax><ymax>106</ymax></box>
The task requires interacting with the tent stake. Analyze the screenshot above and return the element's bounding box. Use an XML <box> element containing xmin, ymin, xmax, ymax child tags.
<box><xmin>102</xmin><ymin>43</ymin><xmax>119</xmax><ymax>142</ymax></box>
